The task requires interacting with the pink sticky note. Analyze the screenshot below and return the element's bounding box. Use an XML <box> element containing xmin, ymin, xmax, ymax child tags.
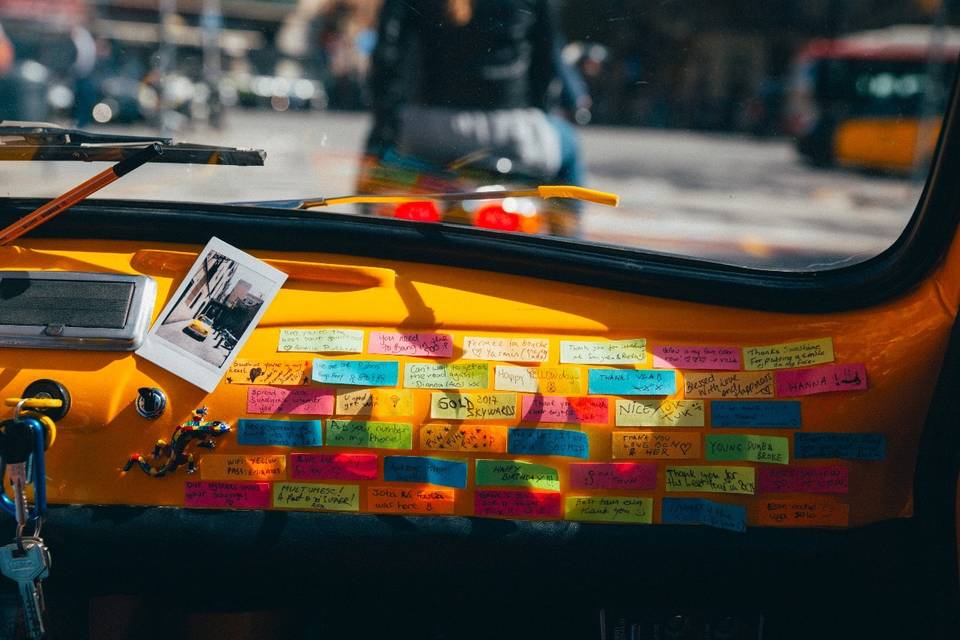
<box><xmin>368</xmin><ymin>332</ymin><xmax>453</xmax><ymax>357</ymax></box>
<box><xmin>246</xmin><ymin>386</ymin><xmax>334</xmax><ymax>415</ymax></box>
<box><xmin>569</xmin><ymin>463</ymin><xmax>657</xmax><ymax>490</ymax></box>
<box><xmin>775</xmin><ymin>363</ymin><xmax>868</xmax><ymax>397</ymax></box>
<box><xmin>184</xmin><ymin>481</ymin><xmax>271</xmax><ymax>509</ymax></box>
<box><xmin>651</xmin><ymin>346</ymin><xmax>742</xmax><ymax>370</ymax></box>
<box><xmin>758</xmin><ymin>466</ymin><xmax>849</xmax><ymax>494</ymax></box>
<box><xmin>291</xmin><ymin>453</ymin><xmax>379</xmax><ymax>481</ymax></box>
<box><xmin>474</xmin><ymin>490</ymin><xmax>562</xmax><ymax>518</ymax></box>
<box><xmin>520</xmin><ymin>395</ymin><xmax>609</xmax><ymax>424</ymax></box>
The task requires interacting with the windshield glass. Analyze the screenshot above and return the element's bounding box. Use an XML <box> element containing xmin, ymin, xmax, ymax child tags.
<box><xmin>0</xmin><ymin>1</ymin><xmax>957</xmax><ymax>271</ymax></box>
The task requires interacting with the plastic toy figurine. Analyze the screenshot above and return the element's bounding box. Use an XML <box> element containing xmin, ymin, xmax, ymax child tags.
<box><xmin>122</xmin><ymin>407</ymin><xmax>231</xmax><ymax>478</ymax></box>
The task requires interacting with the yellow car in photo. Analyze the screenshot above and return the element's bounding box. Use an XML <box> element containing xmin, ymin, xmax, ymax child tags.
<box><xmin>182</xmin><ymin>317</ymin><xmax>213</xmax><ymax>341</ymax></box>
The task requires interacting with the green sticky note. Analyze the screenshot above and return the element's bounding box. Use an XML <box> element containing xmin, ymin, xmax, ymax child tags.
<box><xmin>475</xmin><ymin>459</ymin><xmax>560</xmax><ymax>491</ymax></box>
<box><xmin>403</xmin><ymin>363</ymin><xmax>489</xmax><ymax>389</ymax></box>
<box><xmin>326</xmin><ymin>420</ymin><xmax>413</xmax><ymax>450</ymax></box>
<box><xmin>565</xmin><ymin>496</ymin><xmax>653</xmax><ymax>524</ymax></box>
<box><xmin>705</xmin><ymin>434</ymin><xmax>789</xmax><ymax>465</ymax></box>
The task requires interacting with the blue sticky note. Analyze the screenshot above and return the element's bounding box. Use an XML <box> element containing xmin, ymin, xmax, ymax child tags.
<box><xmin>661</xmin><ymin>498</ymin><xmax>746</xmax><ymax>533</ymax></box>
<box><xmin>383</xmin><ymin>456</ymin><xmax>468</xmax><ymax>488</ymax></box>
<box><xmin>507</xmin><ymin>428</ymin><xmax>589</xmax><ymax>459</ymax></box>
<box><xmin>237</xmin><ymin>419</ymin><xmax>323</xmax><ymax>447</ymax></box>
<box><xmin>311</xmin><ymin>359</ymin><xmax>399</xmax><ymax>387</ymax></box>
<box><xmin>587</xmin><ymin>369</ymin><xmax>676</xmax><ymax>395</ymax></box>
<box><xmin>794</xmin><ymin>433</ymin><xmax>886</xmax><ymax>460</ymax></box>
<box><xmin>711</xmin><ymin>401</ymin><xmax>801</xmax><ymax>428</ymax></box>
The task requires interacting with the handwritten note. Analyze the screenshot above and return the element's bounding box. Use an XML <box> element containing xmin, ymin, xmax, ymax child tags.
<box><xmin>236</xmin><ymin>419</ymin><xmax>323</xmax><ymax>447</ymax></box>
<box><xmin>683</xmin><ymin>372</ymin><xmax>775</xmax><ymax>399</ymax></box>
<box><xmin>757</xmin><ymin>500</ymin><xmax>849</xmax><ymax>527</ymax></box>
<box><xmin>775</xmin><ymin>364</ymin><xmax>868</xmax><ymax>396</ymax></box>
<box><xmin>794</xmin><ymin>433</ymin><xmax>885</xmax><ymax>460</ymax></box>
<box><xmin>383</xmin><ymin>456</ymin><xmax>468</xmax><ymax>488</ymax></box>
<box><xmin>660</xmin><ymin>498</ymin><xmax>746</xmax><ymax>532</ymax></box>
<box><xmin>200</xmin><ymin>455</ymin><xmax>286</xmax><ymax>482</ymax></box>
<box><xmin>367</xmin><ymin>486</ymin><xmax>455</xmax><ymax>515</ymax></box>
<box><xmin>368</xmin><ymin>331</ymin><xmax>453</xmax><ymax>357</ymax></box>
<box><xmin>246</xmin><ymin>386</ymin><xmax>334</xmax><ymax>415</ymax></box>
<box><xmin>462</xmin><ymin>337</ymin><xmax>550</xmax><ymax>362</ymax></box>
<box><xmin>403</xmin><ymin>363</ymin><xmax>489</xmax><ymax>389</ymax></box>
<box><xmin>757</xmin><ymin>465</ymin><xmax>848</xmax><ymax>494</ymax></box>
<box><xmin>560</xmin><ymin>339</ymin><xmax>646</xmax><ymax>364</ymax></box>
<box><xmin>326</xmin><ymin>420</ymin><xmax>414</xmax><ymax>450</ymax></box>
<box><xmin>290</xmin><ymin>453</ymin><xmax>378</xmax><ymax>481</ymax></box>
<box><xmin>273</xmin><ymin>482</ymin><xmax>359</xmax><ymax>511</ymax></box>
<box><xmin>507</xmin><ymin>428</ymin><xmax>589</xmax><ymax>459</ymax></box>
<box><xmin>612</xmin><ymin>431</ymin><xmax>701</xmax><ymax>459</ymax></box>
<box><xmin>743</xmin><ymin>338</ymin><xmax>834</xmax><ymax>371</ymax></box>
<box><xmin>615</xmin><ymin>399</ymin><xmax>704</xmax><ymax>427</ymax></box>
<box><xmin>419</xmin><ymin>425</ymin><xmax>507</xmax><ymax>452</ymax></box>
<box><xmin>587</xmin><ymin>369</ymin><xmax>677</xmax><ymax>395</ymax></box>
<box><xmin>569</xmin><ymin>462</ymin><xmax>657</xmax><ymax>490</ymax></box>
<box><xmin>226</xmin><ymin>360</ymin><xmax>308</xmax><ymax>386</ymax></box>
<box><xmin>430</xmin><ymin>393</ymin><xmax>517</xmax><ymax>420</ymax></box>
<box><xmin>494</xmin><ymin>366</ymin><xmax>582</xmax><ymax>394</ymax></box>
<box><xmin>475</xmin><ymin>459</ymin><xmax>560</xmax><ymax>490</ymax></box>
<box><xmin>520</xmin><ymin>395</ymin><xmax>609</xmax><ymax>424</ymax></box>
<box><xmin>710</xmin><ymin>401</ymin><xmax>801</xmax><ymax>428</ymax></box>
<box><xmin>311</xmin><ymin>359</ymin><xmax>399</xmax><ymax>387</ymax></box>
<box><xmin>565</xmin><ymin>496</ymin><xmax>652</xmax><ymax>524</ymax></box>
<box><xmin>705</xmin><ymin>434</ymin><xmax>789</xmax><ymax>465</ymax></box>
<box><xmin>335</xmin><ymin>388</ymin><xmax>414</xmax><ymax>417</ymax></box>
<box><xmin>665</xmin><ymin>466</ymin><xmax>756</xmax><ymax>494</ymax></box>
<box><xmin>278</xmin><ymin>328</ymin><xmax>363</xmax><ymax>353</ymax></box>
<box><xmin>184</xmin><ymin>481</ymin><xmax>271</xmax><ymax>509</ymax></box>
<box><xmin>474</xmin><ymin>490</ymin><xmax>562</xmax><ymax>518</ymax></box>
<box><xmin>652</xmin><ymin>346</ymin><xmax>741</xmax><ymax>370</ymax></box>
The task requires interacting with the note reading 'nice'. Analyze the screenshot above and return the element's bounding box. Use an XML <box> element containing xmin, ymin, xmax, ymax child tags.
<box><xmin>615</xmin><ymin>399</ymin><xmax>705</xmax><ymax>427</ymax></box>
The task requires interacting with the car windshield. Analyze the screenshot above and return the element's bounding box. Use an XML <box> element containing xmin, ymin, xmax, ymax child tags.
<box><xmin>0</xmin><ymin>1</ymin><xmax>957</xmax><ymax>271</ymax></box>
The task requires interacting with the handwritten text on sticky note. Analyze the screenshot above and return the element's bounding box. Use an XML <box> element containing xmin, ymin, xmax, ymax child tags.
<box><xmin>383</xmin><ymin>455</ymin><xmax>467</xmax><ymax>488</ymax></box>
<box><xmin>368</xmin><ymin>486</ymin><xmax>455</xmax><ymax>515</ymax></box>
<box><xmin>430</xmin><ymin>392</ymin><xmax>517</xmax><ymax>420</ymax></box>
<box><xmin>794</xmin><ymin>433</ymin><xmax>885</xmax><ymax>460</ymax></box>
<box><xmin>278</xmin><ymin>329</ymin><xmax>363</xmax><ymax>353</ymax></box>
<box><xmin>661</xmin><ymin>498</ymin><xmax>746</xmax><ymax>532</ymax></box>
<box><xmin>226</xmin><ymin>360</ymin><xmax>308</xmax><ymax>386</ymax></box>
<box><xmin>588</xmin><ymin>369</ymin><xmax>677</xmax><ymax>395</ymax></box>
<box><xmin>404</xmin><ymin>363</ymin><xmax>489</xmax><ymax>389</ymax></box>
<box><xmin>494</xmin><ymin>365</ymin><xmax>582</xmax><ymax>394</ymax></box>
<box><xmin>236</xmin><ymin>419</ymin><xmax>323</xmax><ymax>447</ymax></box>
<box><xmin>612</xmin><ymin>431</ymin><xmax>701</xmax><ymax>459</ymax></box>
<box><xmin>368</xmin><ymin>331</ymin><xmax>453</xmax><ymax>357</ymax></box>
<box><xmin>569</xmin><ymin>462</ymin><xmax>657</xmax><ymax>490</ymax></box>
<box><xmin>475</xmin><ymin>459</ymin><xmax>560</xmax><ymax>490</ymax></box>
<box><xmin>184</xmin><ymin>481</ymin><xmax>271</xmax><ymax>509</ymax></box>
<box><xmin>311</xmin><ymin>359</ymin><xmax>399</xmax><ymax>387</ymax></box>
<box><xmin>246</xmin><ymin>386</ymin><xmax>334</xmax><ymax>415</ymax></box>
<box><xmin>290</xmin><ymin>453</ymin><xmax>378</xmax><ymax>481</ymax></box>
<box><xmin>507</xmin><ymin>428</ymin><xmax>589</xmax><ymax>459</ymax></box>
<box><xmin>683</xmin><ymin>372</ymin><xmax>775</xmax><ymax>399</ymax></box>
<box><xmin>560</xmin><ymin>339</ymin><xmax>646</xmax><ymax>364</ymax></box>
<box><xmin>711</xmin><ymin>401</ymin><xmax>801</xmax><ymax>428</ymax></box>
<box><xmin>615</xmin><ymin>399</ymin><xmax>704</xmax><ymax>427</ymax></box>
<box><xmin>272</xmin><ymin>482</ymin><xmax>359</xmax><ymax>511</ymax></box>
<box><xmin>757</xmin><ymin>500</ymin><xmax>849</xmax><ymax>527</ymax></box>
<box><xmin>326</xmin><ymin>420</ymin><xmax>414</xmax><ymax>450</ymax></box>
<box><xmin>419</xmin><ymin>425</ymin><xmax>507</xmax><ymax>452</ymax></box>
<box><xmin>200</xmin><ymin>455</ymin><xmax>286</xmax><ymax>482</ymax></box>
<box><xmin>474</xmin><ymin>490</ymin><xmax>562</xmax><ymax>518</ymax></box>
<box><xmin>520</xmin><ymin>395</ymin><xmax>609</xmax><ymax>424</ymax></box>
<box><xmin>706</xmin><ymin>434</ymin><xmax>789</xmax><ymax>465</ymax></box>
<box><xmin>757</xmin><ymin>465</ymin><xmax>848</xmax><ymax>494</ymax></box>
<box><xmin>665</xmin><ymin>466</ymin><xmax>756</xmax><ymax>494</ymax></box>
<box><xmin>462</xmin><ymin>337</ymin><xmax>549</xmax><ymax>362</ymax></box>
<box><xmin>335</xmin><ymin>388</ymin><xmax>414</xmax><ymax>417</ymax></box>
<box><xmin>652</xmin><ymin>346</ymin><xmax>741</xmax><ymax>370</ymax></box>
<box><xmin>743</xmin><ymin>338</ymin><xmax>834</xmax><ymax>371</ymax></box>
<box><xmin>775</xmin><ymin>364</ymin><xmax>868</xmax><ymax>397</ymax></box>
<box><xmin>566</xmin><ymin>496</ymin><xmax>652</xmax><ymax>524</ymax></box>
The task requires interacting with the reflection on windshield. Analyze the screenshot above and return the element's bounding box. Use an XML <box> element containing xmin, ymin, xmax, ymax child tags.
<box><xmin>0</xmin><ymin>1</ymin><xmax>956</xmax><ymax>271</ymax></box>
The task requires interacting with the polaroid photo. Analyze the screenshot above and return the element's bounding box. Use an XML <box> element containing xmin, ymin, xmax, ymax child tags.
<box><xmin>136</xmin><ymin>237</ymin><xmax>288</xmax><ymax>392</ymax></box>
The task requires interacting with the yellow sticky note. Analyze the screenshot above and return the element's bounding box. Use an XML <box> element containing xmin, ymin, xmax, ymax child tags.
<box><xmin>612</xmin><ymin>431</ymin><xmax>702</xmax><ymax>459</ymax></box>
<box><xmin>494</xmin><ymin>365</ymin><xmax>582</xmax><ymax>394</ymax></box>
<box><xmin>200</xmin><ymin>455</ymin><xmax>286</xmax><ymax>482</ymax></box>
<box><xmin>420</xmin><ymin>425</ymin><xmax>508</xmax><ymax>452</ymax></box>
<box><xmin>430</xmin><ymin>392</ymin><xmax>517</xmax><ymax>420</ymax></box>
<box><xmin>683</xmin><ymin>372</ymin><xmax>775</xmax><ymax>398</ymax></box>
<box><xmin>559</xmin><ymin>339</ymin><xmax>646</xmax><ymax>364</ymax></box>
<box><xmin>335</xmin><ymin>388</ymin><xmax>414</xmax><ymax>417</ymax></box>
<box><xmin>226</xmin><ymin>360</ymin><xmax>309</xmax><ymax>386</ymax></box>
<box><xmin>278</xmin><ymin>329</ymin><xmax>364</xmax><ymax>353</ymax></box>
<box><xmin>404</xmin><ymin>363</ymin><xmax>489</xmax><ymax>389</ymax></box>
<box><xmin>565</xmin><ymin>496</ymin><xmax>653</xmax><ymax>524</ymax></box>
<box><xmin>665</xmin><ymin>466</ymin><xmax>756</xmax><ymax>495</ymax></box>
<box><xmin>272</xmin><ymin>482</ymin><xmax>359</xmax><ymax>511</ymax></box>
<box><xmin>743</xmin><ymin>338</ymin><xmax>834</xmax><ymax>371</ymax></box>
<box><xmin>461</xmin><ymin>337</ymin><xmax>550</xmax><ymax>362</ymax></box>
<box><xmin>615</xmin><ymin>399</ymin><xmax>704</xmax><ymax>427</ymax></box>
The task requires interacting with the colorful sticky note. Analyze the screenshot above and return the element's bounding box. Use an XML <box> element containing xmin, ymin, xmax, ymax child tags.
<box><xmin>507</xmin><ymin>428</ymin><xmax>589</xmax><ymax>459</ymax></box>
<box><xmin>272</xmin><ymin>482</ymin><xmax>359</xmax><ymax>511</ymax></box>
<box><xmin>462</xmin><ymin>337</ymin><xmax>550</xmax><ymax>362</ymax></box>
<box><xmin>474</xmin><ymin>490</ymin><xmax>562</xmax><ymax>518</ymax></box>
<box><xmin>743</xmin><ymin>338</ymin><xmax>834</xmax><ymax>371</ymax></box>
<box><xmin>368</xmin><ymin>331</ymin><xmax>453</xmax><ymax>357</ymax></box>
<box><xmin>560</xmin><ymin>339</ymin><xmax>646</xmax><ymax>364</ymax></box>
<box><xmin>794</xmin><ymin>433</ymin><xmax>885</xmax><ymax>460</ymax></box>
<box><xmin>587</xmin><ymin>369</ymin><xmax>676</xmax><ymax>395</ymax></box>
<box><xmin>665</xmin><ymin>466</ymin><xmax>756</xmax><ymax>494</ymax></box>
<box><xmin>403</xmin><ymin>362</ymin><xmax>489</xmax><ymax>389</ymax></box>
<box><xmin>661</xmin><ymin>498</ymin><xmax>746</xmax><ymax>532</ymax></box>
<box><xmin>757</xmin><ymin>500</ymin><xmax>849</xmax><ymax>527</ymax></box>
<box><xmin>520</xmin><ymin>395</ymin><xmax>609</xmax><ymax>424</ymax></box>
<box><xmin>757</xmin><ymin>465</ymin><xmax>848</xmax><ymax>494</ymax></box>
<box><xmin>711</xmin><ymin>401</ymin><xmax>801</xmax><ymax>428</ymax></box>
<box><xmin>367</xmin><ymin>486</ymin><xmax>455</xmax><ymax>515</ymax></box>
<box><xmin>326</xmin><ymin>420</ymin><xmax>414</xmax><ymax>450</ymax></box>
<box><xmin>419</xmin><ymin>425</ymin><xmax>508</xmax><ymax>452</ymax></box>
<box><xmin>290</xmin><ymin>453</ymin><xmax>378</xmax><ymax>481</ymax></box>
<box><xmin>475</xmin><ymin>459</ymin><xmax>560</xmax><ymax>490</ymax></box>
<box><xmin>775</xmin><ymin>364</ymin><xmax>868</xmax><ymax>397</ymax></box>
<box><xmin>383</xmin><ymin>456</ymin><xmax>468</xmax><ymax>488</ymax></box>
<box><xmin>184</xmin><ymin>481</ymin><xmax>271</xmax><ymax>509</ymax></box>
<box><xmin>494</xmin><ymin>365</ymin><xmax>582</xmax><ymax>394</ymax></box>
<box><xmin>565</xmin><ymin>496</ymin><xmax>652</xmax><ymax>524</ymax></box>
<box><xmin>615</xmin><ymin>399</ymin><xmax>704</xmax><ymax>427</ymax></box>
<box><xmin>612</xmin><ymin>431</ymin><xmax>701</xmax><ymax>459</ymax></box>
<box><xmin>335</xmin><ymin>388</ymin><xmax>414</xmax><ymax>417</ymax></box>
<box><xmin>200</xmin><ymin>455</ymin><xmax>287</xmax><ymax>482</ymax></box>
<box><xmin>651</xmin><ymin>345</ymin><xmax>742</xmax><ymax>370</ymax></box>
<box><xmin>683</xmin><ymin>372</ymin><xmax>775</xmax><ymax>399</ymax></box>
<box><xmin>705</xmin><ymin>434</ymin><xmax>789</xmax><ymax>465</ymax></box>
<box><xmin>430</xmin><ymin>392</ymin><xmax>517</xmax><ymax>420</ymax></box>
<box><xmin>226</xmin><ymin>360</ymin><xmax>309</xmax><ymax>386</ymax></box>
<box><xmin>246</xmin><ymin>386</ymin><xmax>334</xmax><ymax>415</ymax></box>
<box><xmin>278</xmin><ymin>328</ymin><xmax>363</xmax><ymax>353</ymax></box>
<box><xmin>569</xmin><ymin>462</ymin><xmax>657</xmax><ymax>490</ymax></box>
<box><xmin>236</xmin><ymin>419</ymin><xmax>323</xmax><ymax>447</ymax></box>
<box><xmin>311</xmin><ymin>359</ymin><xmax>399</xmax><ymax>387</ymax></box>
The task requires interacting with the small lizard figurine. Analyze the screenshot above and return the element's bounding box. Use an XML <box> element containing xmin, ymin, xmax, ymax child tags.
<box><xmin>122</xmin><ymin>407</ymin><xmax>231</xmax><ymax>478</ymax></box>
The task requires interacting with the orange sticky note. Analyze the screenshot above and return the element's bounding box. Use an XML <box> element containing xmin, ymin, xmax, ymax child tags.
<box><xmin>612</xmin><ymin>430</ymin><xmax>701</xmax><ymax>459</ymax></box>
<box><xmin>366</xmin><ymin>486</ymin><xmax>455</xmax><ymax>515</ymax></box>
<box><xmin>199</xmin><ymin>454</ymin><xmax>286</xmax><ymax>481</ymax></box>
<box><xmin>757</xmin><ymin>500</ymin><xmax>849</xmax><ymax>527</ymax></box>
<box><xmin>419</xmin><ymin>424</ymin><xmax>508</xmax><ymax>452</ymax></box>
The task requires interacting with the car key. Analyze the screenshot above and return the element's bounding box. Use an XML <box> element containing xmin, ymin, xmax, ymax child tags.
<box><xmin>0</xmin><ymin>419</ymin><xmax>38</xmax><ymax>542</ymax></box>
<box><xmin>0</xmin><ymin>537</ymin><xmax>50</xmax><ymax>639</ymax></box>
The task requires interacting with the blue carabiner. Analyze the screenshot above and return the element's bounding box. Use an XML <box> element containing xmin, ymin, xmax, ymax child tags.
<box><xmin>0</xmin><ymin>416</ymin><xmax>47</xmax><ymax>521</ymax></box>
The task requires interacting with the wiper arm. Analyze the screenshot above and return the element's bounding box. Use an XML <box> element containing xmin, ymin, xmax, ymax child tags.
<box><xmin>295</xmin><ymin>185</ymin><xmax>620</xmax><ymax>209</ymax></box>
